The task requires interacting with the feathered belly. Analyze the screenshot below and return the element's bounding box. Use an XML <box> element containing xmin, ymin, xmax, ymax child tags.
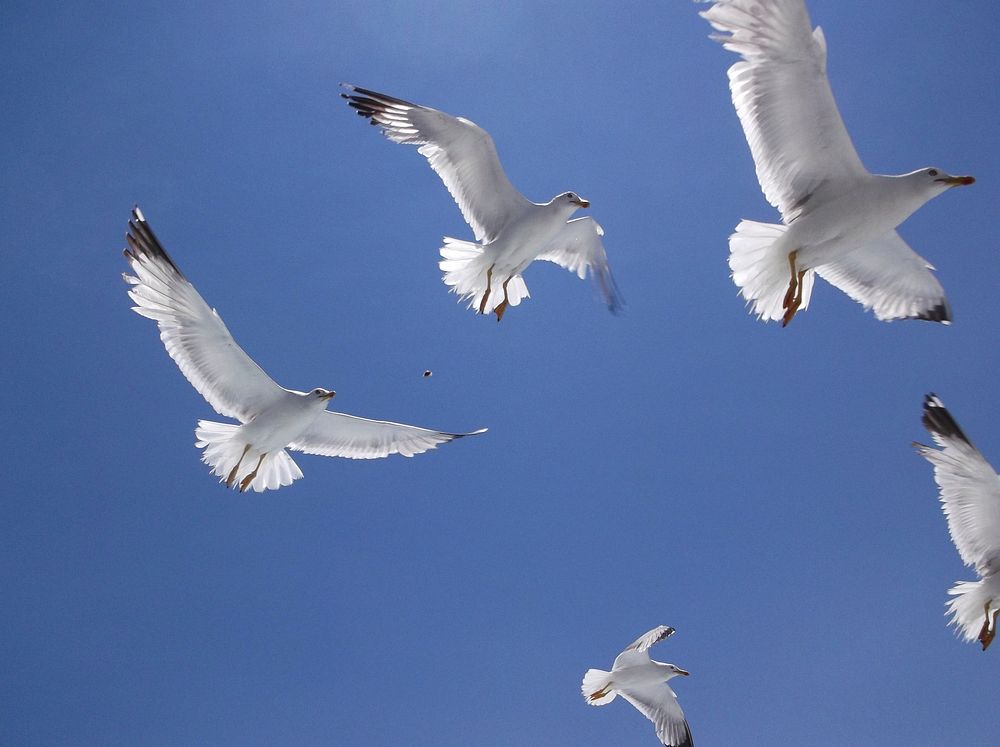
<box><xmin>240</xmin><ymin>406</ymin><xmax>322</xmax><ymax>452</ymax></box>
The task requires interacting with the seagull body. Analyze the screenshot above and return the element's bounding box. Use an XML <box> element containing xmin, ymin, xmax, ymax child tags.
<box><xmin>701</xmin><ymin>0</ymin><xmax>974</xmax><ymax>326</ymax></box>
<box><xmin>582</xmin><ymin>626</ymin><xmax>693</xmax><ymax>747</ymax></box>
<box><xmin>915</xmin><ymin>395</ymin><xmax>1000</xmax><ymax>650</ymax></box>
<box><xmin>341</xmin><ymin>84</ymin><xmax>622</xmax><ymax>320</ymax></box>
<box><xmin>123</xmin><ymin>207</ymin><xmax>484</xmax><ymax>493</ymax></box>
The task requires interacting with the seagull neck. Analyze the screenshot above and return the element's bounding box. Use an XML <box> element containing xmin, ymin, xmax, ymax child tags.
<box><xmin>866</xmin><ymin>173</ymin><xmax>937</xmax><ymax>224</ymax></box>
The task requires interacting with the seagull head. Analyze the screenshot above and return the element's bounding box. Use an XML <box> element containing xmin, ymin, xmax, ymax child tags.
<box><xmin>557</xmin><ymin>191</ymin><xmax>590</xmax><ymax>210</ymax></box>
<box><xmin>657</xmin><ymin>662</ymin><xmax>689</xmax><ymax>680</ymax></box>
<box><xmin>924</xmin><ymin>167</ymin><xmax>975</xmax><ymax>190</ymax></box>
<box><xmin>309</xmin><ymin>387</ymin><xmax>337</xmax><ymax>402</ymax></box>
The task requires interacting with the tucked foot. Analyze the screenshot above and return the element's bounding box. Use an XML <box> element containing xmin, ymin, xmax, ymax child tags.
<box><xmin>781</xmin><ymin>250</ymin><xmax>806</xmax><ymax>327</ymax></box>
<box><xmin>782</xmin><ymin>250</ymin><xmax>799</xmax><ymax>310</ymax></box>
<box><xmin>239</xmin><ymin>454</ymin><xmax>266</xmax><ymax>493</ymax></box>
<box><xmin>589</xmin><ymin>685</ymin><xmax>612</xmax><ymax>702</ymax></box>
<box><xmin>494</xmin><ymin>276</ymin><xmax>513</xmax><ymax>322</ymax></box>
<box><xmin>978</xmin><ymin>602</ymin><xmax>998</xmax><ymax>651</ymax></box>
<box><xmin>782</xmin><ymin>268</ymin><xmax>807</xmax><ymax>327</ymax></box>
<box><xmin>226</xmin><ymin>444</ymin><xmax>251</xmax><ymax>488</ymax></box>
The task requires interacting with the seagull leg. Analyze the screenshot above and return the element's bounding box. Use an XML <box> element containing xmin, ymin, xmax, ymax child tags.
<box><xmin>978</xmin><ymin>601</ymin><xmax>998</xmax><ymax>651</ymax></box>
<box><xmin>239</xmin><ymin>454</ymin><xmax>266</xmax><ymax>493</ymax></box>
<box><xmin>781</xmin><ymin>251</ymin><xmax>806</xmax><ymax>327</ymax></box>
<box><xmin>226</xmin><ymin>444</ymin><xmax>251</xmax><ymax>488</ymax></box>
<box><xmin>494</xmin><ymin>276</ymin><xmax>512</xmax><ymax>322</ymax></box>
<box><xmin>478</xmin><ymin>265</ymin><xmax>495</xmax><ymax>315</ymax></box>
<box><xmin>783</xmin><ymin>268</ymin><xmax>807</xmax><ymax>327</ymax></box>
<box><xmin>782</xmin><ymin>251</ymin><xmax>799</xmax><ymax>311</ymax></box>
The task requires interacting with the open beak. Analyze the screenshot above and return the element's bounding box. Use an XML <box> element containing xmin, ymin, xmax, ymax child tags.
<box><xmin>322</xmin><ymin>390</ymin><xmax>336</xmax><ymax>400</ymax></box>
<box><xmin>573</xmin><ymin>196</ymin><xmax>590</xmax><ymax>208</ymax></box>
<box><xmin>936</xmin><ymin>175</ymin><xmax>975</xmax><ymax>186</ymax></box>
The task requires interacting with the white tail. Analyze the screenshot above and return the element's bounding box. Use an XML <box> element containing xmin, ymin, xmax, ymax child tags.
<box><xmin>438</xmin><ymin>237</ymin><xmax>529</xmax><ymax>312</ymax></box>
<box><xmin>728</xmin><ymin>219</ymin><xmax>814</xmax><ymax>322</ymax></box>
<box><xmin>194</xmin><ymin>420</ymin><xmax>303</xmax><ymax>493</ymax></box>
<box><xmin>581</xmin><ymin>668</ymin><xmax>616</xmax><ymax>705</ymax></box>
<box><xmin>946</xmin><ymin>579</ymin><xmax>993</xmax><ymax>643</ymax></box>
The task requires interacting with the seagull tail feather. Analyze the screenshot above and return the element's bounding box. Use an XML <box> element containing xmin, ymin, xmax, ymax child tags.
<box><xmin>728</xmin><ymin>219</ymin><xmax>814</xmax><ymax>323</ymax></box>
<box><xmin>946</xmin><ymin>578</ymin><xmax>996</xmax><ymax>645</ymax></box>
<box><xmin>581</xmin><ymin>668</ymin><xmax>616</xmax><ymax>705</ymax></box>
<box><xmin>194</xmin><ymin>420</ymin><xmax>303</xmax><ymax>493</ymax></box>
<box><xmin>439</xmin><ymin>237</ymin><xmax>529</xmax><ymax>312</ymax></box>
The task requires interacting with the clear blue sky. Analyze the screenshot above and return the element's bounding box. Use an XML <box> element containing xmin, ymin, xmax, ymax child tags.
<box><xmin>2</xmin><ymin>1</ymin><xmax>997</xmax><ymax>744</ymax></box>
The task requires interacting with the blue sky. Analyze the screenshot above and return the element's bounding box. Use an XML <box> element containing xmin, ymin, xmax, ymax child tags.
<box><xmin>2</xmin><ymin>1</ymin><xmax>997</xmax><ymax>744</ymax></box>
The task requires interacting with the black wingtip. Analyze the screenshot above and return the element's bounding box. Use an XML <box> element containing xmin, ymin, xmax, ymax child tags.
<box><xmin>656</xmin><ymin>626</ymin><xmax>676</xmax><ymax>645</ymax></box>
<box><xmin>913</xmin><ymin>301</ymin><xmax>952</xmax><ymax>324</ymax></box>
<box><xmin>921</xmin><ymin>393</ymin><xmax>972</xmax><ymax>446</ymax></box>
<box><xmin>677</xmin><ymin>720</ymin><xmax>695</xmax><ymax>747</ymax></box>
<box><xmin>339</xmin><ymin>84</ymin><xmax>419</xmax><ymax>116</ymax></box>
<box><xmin>122</xmin><ymin>206</ymin><xmax>184</xmax><ymax>277</ymax></box>
<box><xmin>453</xmin><ymin>428</ymin><xmax>489</xmax><ymax>440</ymax></box>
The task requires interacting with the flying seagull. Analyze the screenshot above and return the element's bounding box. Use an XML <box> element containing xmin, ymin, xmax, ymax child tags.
<box><xmin>122</xmin><ymin>207</ymin><xmax>485</xmax><ymax>492</ymax></box>
<box><xmin>340</xmin><ymin>84</ymin><xmax>623</xmax><ymax>321</ymax></box>
<box><xmin>914</xmin><ymin>394</ymin><xmax>1000</xmax><ymax>650</ymax></box>
<box><xmin>582</xmin><ymin>626</ymin><xmax>694</xmax><ymax>746</ymax></box>
<box><xmin>700</xmin><ymin>0</ymin><xmax>974</xmax><ymax>326</ymax></box>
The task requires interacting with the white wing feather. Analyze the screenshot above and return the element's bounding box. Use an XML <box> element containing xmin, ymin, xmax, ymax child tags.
<box><xmin>290</xmin><ymin>412</ymin><xmax>486</xmax><ymax>460</ymax></box>
<box><xmin>342</xmin><ymin>84</ymin><xmax>531</xmax><ymax>242</ymax></box>
<box><xmin>618</xmin><ymin>685</ymin><xmax>693</xmax><ymax>747</ymax></box>
<box><xmin>123</xmin><ymin>208</ymin><xmax>285</xmax><ymax>422</ymax></box>
<box><xmin>701</xmin><ymin>0</ymin><xmax>868</xmax><ymax>222</ymax></box>
<box><xmin>536</xmin><ymin>217</ymin><xmax>624</xmax><ymax>313</ymax></box>
<box><xmin>916</xmin><ymin>395</ymin><xmax>1000</xmax><ymax>577</ymax></box>
<box><xmin>815</xmin><ymin>231</ymin><xmax>951</xmax><ymax>322</ymax></box>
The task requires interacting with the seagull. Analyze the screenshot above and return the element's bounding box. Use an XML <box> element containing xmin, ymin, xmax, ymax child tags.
<box><xmin>122</xmin><ymin>207</ymin><xmax>485</xmax><ymax>493</ymax></box>
<box><xmin>700</xmin><ymin>0</ymin><xmax>974</xmax><ymax>326</ymax></box>
<box><xmin>340</xmin><ymin>84</ymin><xmax>623</xmax><ymax>321</ymax></box>
<box><xmin>582</xmin><ymin>626</ymin><xmax>694</xmax><ymax>747</ymax></box>
<box><xmin>914</xmin><ymin>394</ymin><xmax>1000</xmax><ymax>650</ymax></box>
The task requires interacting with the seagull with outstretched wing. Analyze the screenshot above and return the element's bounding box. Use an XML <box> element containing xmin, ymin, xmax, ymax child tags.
<box><xmin>341</xmin><ymin>84</ymin><xmax>622</xmax><ymax>321</ymax></box>
<box><xmin>123</xmin><ymin>207</ymin><xmax>485</xmax><ymax>492</ymax></box>
<box><xmin>915</xmin><ymin>394</ymin><xmax>1000</xmax><ymax>650</ymax></box>
<box><xmin>582</xmin><ymin>626</ymin><xmax>694</xmax><ymax>746</ymax></box>
<box><xmin>700</xmin><ymin>0</ymin><xmax>973</xmax><ymax>326</ymax></box>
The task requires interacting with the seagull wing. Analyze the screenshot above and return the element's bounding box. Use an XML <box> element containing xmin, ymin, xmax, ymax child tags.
<box><xmin>123</xmin><ymin>207</ymin><xmax>285</xmax><ymax>422</ymax></box>
<box><xmin>701</xmin><ymin>0</ymin><xmax>868</xmax><ymax>222</ymax></box>
<box><xmin>612</xmin><ymin>626</ymin><xmax>675</xmax><ymax>670</ymax></box>
<box><xmin>915</xmin><ymin>395</ymin><xmax>1000</xmax><ymax>577</ymax></box>
<box><xmin>814</xmin><ymin>230</ymin><xmax>951</xmax><ymax>322</ymax></box>
<box><xmin>536</xmin><ymin>217</ymin><xmax>624</xmax><ymax>313</ymax></box>
<box><xmin>622</xmin><ymin>626</ymin><xmax>677</xmax><ymax>655</ymax></box>
<box><xmin>342</xmin><ymin>84</ymin><xmax>531</xmax><ymax>243</ymax></box>
<box><xmin>289</xmin><ymin>412</ymin><xmax>486</xmax><ymax>460</ymax></box>
<box><xmin>618</xmin><ymin>685</ymin><xmax>694</xmax><ymax>747</ymax></box>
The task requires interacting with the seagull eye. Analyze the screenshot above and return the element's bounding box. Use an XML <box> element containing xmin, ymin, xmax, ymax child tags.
<box><xmin>928</xmin><ymin>169</ymin><xmax>938</xmax><ymax>176</ymax></box>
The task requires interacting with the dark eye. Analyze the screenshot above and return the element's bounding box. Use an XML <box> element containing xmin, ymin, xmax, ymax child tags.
<box><xmin>928</xmin><ymin>169</ymin><xmax>938</xmax><ymax>176</ymax></box>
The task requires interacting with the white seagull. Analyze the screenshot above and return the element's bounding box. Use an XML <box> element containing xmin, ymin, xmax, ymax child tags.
<box><xmin>123</xmin><ymin>207</ymin><xmax>485</xmax><ymax>493</ymax></box>
<box><xmin>700</xmin><ymin>0</ymin><xmax>974</xmax><ymax>326</ymax></box>
<box><xmin>582</xmin><ymin>626</ymin><xmax>694</xmax><ymax>747</ymax></box>
<box><xmin>914</xmin><ymin>394</ymin><xmax>1000</xmax><ymax>650</ymax></box>
<box><xmin>340</xmin><ymin>84</ymin><xmax>623</xmax><ymax>321</ymax></box>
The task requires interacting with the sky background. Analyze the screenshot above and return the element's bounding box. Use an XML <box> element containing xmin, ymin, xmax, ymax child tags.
<box><xmin>2</xmin><ymin>1</ymin><xmax>998</xmax><ymax>744</ymax></box>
